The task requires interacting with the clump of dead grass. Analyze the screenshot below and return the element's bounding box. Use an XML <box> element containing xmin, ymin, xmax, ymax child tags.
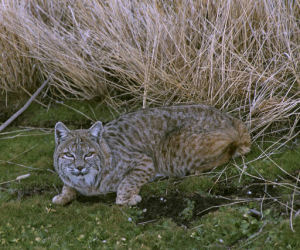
<box><xmin>0</xmin><ymin>0</ymin><xmax>299</xmax><ymax>138</ymax></box>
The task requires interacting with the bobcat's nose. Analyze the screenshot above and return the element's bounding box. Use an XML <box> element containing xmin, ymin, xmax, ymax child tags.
<box><xmin>76</xmin><ymin>165</ymin><xmax>85</xmax><ymax>174</ymax></box>
<box><xmin>76</xmin><ymin>165</ymin><xmax>84</xmax><ymax>171</ymax></box>
<box><xmin>73</xmin><ymin>164</ymin><xmax>88</xmax><ymax>176</ymax></box>
<box><xmin>75</xmin><ymin>160</ymin><xmax>85</xmax><ymax>171</ymax></box>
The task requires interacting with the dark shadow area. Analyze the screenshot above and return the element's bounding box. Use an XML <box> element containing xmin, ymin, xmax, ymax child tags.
<box><xmin>77</xmin><ymin>192</ymin><xmax>116</xmax><ymax>205</ymax></box>
<box><xmin>136</xmin><ymin>192</ymin><xmax>229</xmax><ymax>227</ymax></box>
<box><xmin>14</xmin><ymin>185</ymin><xmax>54</xmax><ymax>200</ymax></box>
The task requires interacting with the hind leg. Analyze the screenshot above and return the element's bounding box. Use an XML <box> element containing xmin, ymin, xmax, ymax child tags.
<box><xmin>193</xmin><ymin>143</ymin><xmax>234</xmax><ymax>175</ymax></box>
<box><xmin>161</xmin><ymin>127</ymin><xmax>239</xmax><ymax>175</ymax></box>
<box><xmin>192</xmin><ymin>130</ymin><xmax>238</xmax><ymax>174</ymax></box>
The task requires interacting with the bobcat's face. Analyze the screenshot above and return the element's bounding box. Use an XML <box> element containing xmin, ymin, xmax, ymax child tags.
<box><xmin>57</xmin><ymin>139</ymin><xmax>101</xmax><ymax>186</ymax></box>
<box><xmin>54</xmin><ymin>122</ymin><xmax>107</xmax><ymax>193</ymax></box>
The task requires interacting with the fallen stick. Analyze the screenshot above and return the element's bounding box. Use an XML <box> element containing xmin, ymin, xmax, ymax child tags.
<box><xmin>0</xmin><ymin>76</ymin><xmax>52</xmax><ymax>132</ymax></box>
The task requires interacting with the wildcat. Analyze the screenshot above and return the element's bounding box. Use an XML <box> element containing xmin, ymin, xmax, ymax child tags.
<box><xmin>52</xmin><ymin>104</ymin><xmax>251</xmax><ymax>206</ymax></box>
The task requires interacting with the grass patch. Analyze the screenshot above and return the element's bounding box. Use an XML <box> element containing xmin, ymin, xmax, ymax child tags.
<box><xmin>0</xmin><ymin>99</ymin><xmax>299</xmax><ymax>248</ymax></box>
<box><xmin>190</xmin><ymin>206</ymin><xmax>300</xmax><ymax>249</ymax></box>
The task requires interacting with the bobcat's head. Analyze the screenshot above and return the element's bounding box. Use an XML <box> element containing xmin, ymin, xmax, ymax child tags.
<box><xmin>53</xmin><ymin>122</ymin><xmax>111</xmax><ymax>194</ymax></box>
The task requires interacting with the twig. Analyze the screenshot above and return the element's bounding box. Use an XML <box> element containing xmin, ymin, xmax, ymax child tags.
<box><xmin>196</xmin><ymin>200</ymin><xmax>251</xmax><ymax>216</ymax></box>
<box><xmin>18</xmin><ymin>126</ymin><xmax>53</xmax><ymax>133</ymax></box>
<box><xmin>0</xmin><ymin>76</ymin><xmax>52</xmax><ymax>132</ymax></box>
<box><xmin>195</xmin><ymin>196</ymin><xmax>276</xmax><ymax>217</ymax></box>
<box><xmin>0</xmin><ymin>173</ymin><xmax>30</xmax><ymax>185</ymax></box>
<box><xmin>238</xmin><ymin>221</ymin><xmax>268</xmax><ymax>249</ymax></box>
<box><xmin>54</xmin><ymin>99</ymin><xmax>94</xmax><ymax>122</ymax></box>
<box><xmin>208</xmin><ymin>164</ymin><xmax>228</xmax><ymax>194</ymax></box>
<box><xmin>0</xmin><ymin>133</ymin><xmax>51</xmax><ymax>140</ymax></box>
<box><xmin>8</xmin><ymin>144</ymin><xmax>38</xmax><ymax>162</ymax></box>
<box><xmin>0</xmin><ymin>159</ymin><xmax>49</xmax><ymax>172</ymax></box>
<box><xmin>239</xmin><ymin>155</ymin><xmax>247</xmax><ymax>183</ymax></box>
<box><xmin>53</xmin><ymin>184</ymin><xmax>60</xmax><ymax>193</ymax></box>
<box><xmin>290</xmin><ymin>171</ymin><xmax>300</xmax><ymax>232</ymax></box>
<box><xmin>137</xmin><ymin>219</ymin><xmax>158</xmax><ymax>225</ymax></box>
<box><xmin>20</xmin><ymin>86</ymin><xmax>48</xmax><ymax>108</ymax></box>
<box><xmin>248</xmin><ymin>221</ymin><xmax>267</xmax><ymax>241</ymax></box>
<box><xmin>0</xmin><ymin>128</ymin><xmax>36</xmax><ymax>135</ymax></box>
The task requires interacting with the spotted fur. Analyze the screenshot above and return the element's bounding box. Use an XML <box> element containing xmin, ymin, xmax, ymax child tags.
<box><xmin>52</xmin><ymin>104</ymin><xmax>251</xmax><ymax>206</ymax></box>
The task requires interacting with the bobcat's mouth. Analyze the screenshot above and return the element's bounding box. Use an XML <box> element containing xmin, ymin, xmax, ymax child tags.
<box><xmin>69</xmin><ymin>168</ymin><xmax>89</xmax><ymax>176</ymax></box>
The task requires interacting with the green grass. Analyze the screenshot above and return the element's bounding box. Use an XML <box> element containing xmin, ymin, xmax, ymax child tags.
<box><xmin>17</xmin><ymin>99</ymin><xmax>117</xmax><ymax>128</ymax></box>
<box><xmin>0</xmin><ymin>100</ymin><xmax>299</xmax><ymax>249</ymax></box>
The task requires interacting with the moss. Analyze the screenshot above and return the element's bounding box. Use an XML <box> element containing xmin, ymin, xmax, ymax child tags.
<box><xmin>15</xmin><ymin>99</ymin><xmax>117</xmax><ymax>128</ymax></box>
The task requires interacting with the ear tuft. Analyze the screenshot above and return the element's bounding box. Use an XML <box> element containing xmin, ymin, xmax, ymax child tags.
<box><xmin>89</xmin><ymin>121</ymin><xmax>103</xmax><ymax>140</ymax></box>
<box><xmin>55</xmin><ymin>122</ymin><xmax>70</xmax><ymax>145</ymax></box>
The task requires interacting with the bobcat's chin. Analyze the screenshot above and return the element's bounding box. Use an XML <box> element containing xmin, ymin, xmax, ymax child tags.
<box><xmin>66</xmin><ymin>168</ymin><xmax>99</xmax><ymax>188</ymax></box>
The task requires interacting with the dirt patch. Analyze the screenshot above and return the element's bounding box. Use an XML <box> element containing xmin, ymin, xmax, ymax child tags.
<box><xmin>135</xmin><ymin>181</ymin><xmax>281</xmax><ymax>227</ymax></box>
<box><xmin>75</xmin><ymin>190</ymin><xmax>230</xmax><ymax>226</ymax></box>
<box><xmin>137</xmin><ymin>192</ymin><xmax>229</xmax><ymax>227</ymax></box>
<box><xmin>14</xmin><ymin>185</ymin><xmax>55</xmax><ymax>200</ymax></box>
<box><xmin>77</xmin><ymin>192</ymin><xmax>117</xmax><ymax>205</ymax></box>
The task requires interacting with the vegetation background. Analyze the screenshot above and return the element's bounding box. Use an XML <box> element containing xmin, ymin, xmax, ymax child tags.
<box><xmin>0</xmin><ymin>0</ymin><xmax>299</xmax><ymax>248</ymax></box>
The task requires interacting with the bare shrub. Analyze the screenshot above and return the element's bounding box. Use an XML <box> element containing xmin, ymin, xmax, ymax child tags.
<box><xmin>0</xmin><ymin>0</ymin><xmax>299</xmax><ymax>138</ymax></box>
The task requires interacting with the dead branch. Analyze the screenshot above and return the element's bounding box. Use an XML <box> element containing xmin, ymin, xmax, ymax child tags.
<box><xmin>0</xmin><ymin>76</ymin><xmax>51</xmax><ymax>132</ymax></box>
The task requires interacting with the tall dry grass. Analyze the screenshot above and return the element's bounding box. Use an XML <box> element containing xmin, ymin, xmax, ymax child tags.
<box><xmin>0</xmin><ymin>0</ymin><xmax>299</xmax><ymax>140</ymax></box>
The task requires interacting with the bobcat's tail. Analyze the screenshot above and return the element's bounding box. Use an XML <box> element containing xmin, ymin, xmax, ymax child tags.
<box><xmin>232</xmin><ymin>119</ymin><xmax>251</xmax><ymax>158</ymax></box>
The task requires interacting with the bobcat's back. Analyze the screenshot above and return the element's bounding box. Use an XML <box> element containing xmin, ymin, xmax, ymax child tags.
<box><xmin>103</xmin><ymin>104</ymin><xmax>250</xmax><ymax>173</ymax></box>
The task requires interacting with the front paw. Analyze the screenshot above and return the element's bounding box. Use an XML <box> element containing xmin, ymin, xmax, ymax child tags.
<box><xmin>52</xmin><ymin>194</ymin><xmax>74</xmax><ymax>205</ymax></box>
<box><xmin>116</xmin><ymin>194</ymin><xmax>142</xmax><ymax>206</ymax></box>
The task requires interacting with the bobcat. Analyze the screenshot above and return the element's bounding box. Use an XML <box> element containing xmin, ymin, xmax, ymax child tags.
<box><xmin>52</xmin><ymin>104</ymin><xmax>251</xmax><ymax>206</ymax></box>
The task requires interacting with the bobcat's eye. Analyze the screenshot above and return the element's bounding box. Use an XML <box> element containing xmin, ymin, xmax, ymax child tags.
<box><xmin>85</xmin><ymin>152</ymin><xmax>95</xmax><ymax>159</ymax></box>
<box><xmin>63</xmin><ymin>153</ymin><xmax>74</xmax><ymax>159</ymax></box>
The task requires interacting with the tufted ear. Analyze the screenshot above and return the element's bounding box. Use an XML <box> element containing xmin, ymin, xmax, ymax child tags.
<box><xmin>55</xmin><ymin>122</ymin><xmax>70</xmax><ymax>145</ymax></box>
<box><xmin>89</xmin><ymin>121</ymin><xmax>103</xmax><ymax>141</ymax></box>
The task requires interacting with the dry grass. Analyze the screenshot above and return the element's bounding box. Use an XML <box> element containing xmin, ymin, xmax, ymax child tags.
<box><xmin>0</xmin><ymin>0</ymin><xmax>299</xmax><ymax>139</ymax></box>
